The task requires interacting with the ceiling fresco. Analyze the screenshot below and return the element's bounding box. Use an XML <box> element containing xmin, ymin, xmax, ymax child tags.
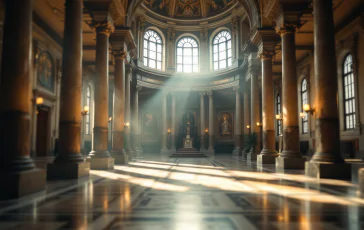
<box><xmin>143</xmin><ymin>0</ymin><xmax>235</xmax><ymax>19</ymax></box>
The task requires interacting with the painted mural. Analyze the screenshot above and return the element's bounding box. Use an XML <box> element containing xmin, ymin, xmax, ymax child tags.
<box><xmin>143</xmin><ymin>0</ymin><xmax>235</xmax><ymax>18</ymax></box>
<box><xmin>37</xmin><ymin>51</ymin><xmax>54</xmax><ymax>92</ymax></box>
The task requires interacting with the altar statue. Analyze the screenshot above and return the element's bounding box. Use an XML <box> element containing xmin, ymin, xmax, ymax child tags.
<box><xmin>220</xmin><ymin>115</ymin><xmax>231</xmax><ymax>135</ymax></box>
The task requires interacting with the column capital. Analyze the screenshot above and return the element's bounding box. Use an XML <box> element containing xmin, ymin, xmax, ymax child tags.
<box><xmin>199</xmin><ymin>92</ymin><xmax>206</xmax><ymax>96</ymax></box>
<box><xmin>251</xmin><ymin>28</ymin><xmax>279</xmax><ymax>60</ymax></box>
<box><xmin>276</xmin><ymin>24</ymin><xmax>297</xmax><ymax>36</ymax></box>
<box><xmin>90</xmin><ymin>20</ymin><xmax>115</xmax><ymax>36</ymax></box>
<box><xmin>233</xmin><ymin>86</ymin><xmax>240</xmax><ymax>92</ymax></box>
<box><xmin>111</xmin><ymin>49</ymin><xmax>127</xmax><ymax>59</ymax></box>
<box><xmin>136</xmin><ymin>85</ymin><xmax>143</xmax><ymax>92</ymax></box>
<box><xmin>206</xmin><ymin>91</ymin><xmax>213</xmax><ymax>97</ymax></box>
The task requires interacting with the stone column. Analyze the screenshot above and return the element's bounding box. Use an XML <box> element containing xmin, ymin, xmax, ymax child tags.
<box><xmin>0</xmin><ymin>0</ymin><xmax>46</xmax><ymax>199</ymax></box>
<box><xmin>132</xmin><ymin>85</ymin><xmax>142</xmax><ymax>157</ymax></box>
<box><xmin>110</xmin><ymin>50</ymin><xmax>127</xmax><ymax>164</ymax></box>
<box><xmin>161</xmin><ymin>92</ymin><xmax>168</xmax><ymax>153</ymax></box>
<box><xmin>305</xmin><ymin>0</ymin><xmax>350</xmax><ymax>179</ymax></box>
<box><xmin>207</xmin><ymin>91</ymin><xmax>215</xmax><ymax>154</ymax></box>
<box><xmin>275</xmin><ymin>25</ymin><xmax>305</xmax><ymax>170</ymax></box>
<box><xmin>233</xmin><ymin>86</ymin><xmax>242</xmax><ymax>156</ymax></box>
<box><xmin>243</xmin><ymin>90</ymin><xmax>250</xmax><ymax>158</ymax></box>
<box><xmin>247</xmin><ymin>73</ymin><xmax>261</xmax><ymax>162</ymax></box>
<box><xmin>170</xmin><ymin>93</ymin><xmax>177</xmax><ymax>153</ymax></box>
<box><xmin>47</xmin><ymin>0</ymin><xmax>89</xmax><ymax>178</ymax></box>
<box><xmin>125</xmin><ymin>68</ymin><xmax>133</xmax><ymax>157</ymax></box>
<box><xmin>258</xmin><ymin>54</ymin><xmax>278</xmax><ymax>165</ymax></box>
<box><xmin>89</xmin><ymin>21</ymin><xmax>114</xmax><ymax>170</ymax></box>
<box><xmin>200</xmin><ymin>92</ymin><xmax>206</xmax><ymax>151</ymax></box>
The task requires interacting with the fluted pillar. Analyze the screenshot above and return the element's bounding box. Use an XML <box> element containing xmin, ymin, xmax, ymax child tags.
<box><xmin>89</xmin><ymin>21</ymin><xmax>114</xmax><ymax>169</ymax></box>
<box><xmin>110</xmin><ymin>50</ymin><xmax>127</xmax><ymax>164</ymax></box>
<box><xmin>305</xmin><ymin>0</ymin><xmax>350</xmax><ymax>179</ymax></box>
<box><xmin>0</xmin><ymin>0</ymin><xmax>46</xmax><ymax>199</ymax></box>
<box><xmin>125</xmin><ymin>69</ymin><xmax>133</xmax><ymax>157</ymax></box>
<box><xmin>207</xmin><ymin>91</ymin><xmax>215</xmax><ymax>154</ymax></box>
<box><xmin>48</xmin><ymin>0</ymin><xmax>90</xmax><ymax>179</ymax></box>
<box><xmin>275</xmin><ymin>26</ymin><xmax>305</xmax><ymax>170</ymax></box>
<box><xmin>170</xmin><ymin>93</ymin><xmax>176</xmax><ymax>153</ymax></box>
<box><xmin>233</xmin><ymin>87</ymin><xmax>242</xmax><ymax>155</ymax></box>
<box><xmin>258</xmin><ymin>54</ymin><xmax>278</xmax><ymax>164</ymax></box>
<box><xmin>161</xmin><ymin>93</ymin><xmax>168</xmax><ymax>153</ymax></box>
<box><xmin>200</xmin><ymin>92</ymin><xmax>206</xmax><ymax>151</ymax></box>
<box><xmin>132</xmin><ymin>85</ymin><xmax>142</xmax><ymax>157</ymax></box>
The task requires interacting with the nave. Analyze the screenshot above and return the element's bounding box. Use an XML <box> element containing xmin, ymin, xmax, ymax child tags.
<box><xmin>0</xmin><ymin>155</ymin><xmax>363</xmax><ymax>230</ymax></box>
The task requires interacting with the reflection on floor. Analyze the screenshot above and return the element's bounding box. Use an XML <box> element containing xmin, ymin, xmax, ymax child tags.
<box><xmin>0</xmin><ymin>154</ymin><xmax>363</xmax><ymax>230</ymax></box>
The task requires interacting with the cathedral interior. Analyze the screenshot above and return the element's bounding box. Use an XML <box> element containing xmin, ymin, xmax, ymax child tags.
<box><xmin>1</xmin><ymin>0</ymin><xmax>364</xmax><ymax>229</ymax></box>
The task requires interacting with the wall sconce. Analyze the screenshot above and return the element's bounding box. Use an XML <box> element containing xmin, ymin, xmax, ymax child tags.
<box><xmin>205</xmin><ymin>128</ymin><xmax>208</xmax><ymax>133</ymax></box>
<box><xmin>303</xmin><ymin>104</ymin><xmax>315</xmax><ymax>115</ymax></box>
<box><xmin>256</xmin><ymin>122</ymin><xmax>263</xmax><ymax>127</ymax></box>
<box><xmin>168</xmin><ymin>129</ymin><xmax>171</xmax><ymax>133</ymax></box>
<box><xmin>35</xmin><ymin>97</ymin><xmax>44</xmax><ymax>105</ymax></box>
<box><xmin>108</xmin><ymin>117</ymin><xmax>112</xmax><ymax>122</ymax></box>
<box><xmin>124</xmin><ymin>122</ymin><xmax>130</xmax><ymax>128</ymax></box>
<box><xmin>246</xmin><ymin>125</ymin><xmax>250</xmax><ymax>129</ymax></box>
<box><xmin>300</xmin><ymin>112</ymin><xmax>306</xmax><ymax>119</ymax></box>
<box><xmin>81</xmin><ymin>105</ymin><xmax>89</xmax><ymax>116</ymax></box>
<box><xmin>275</xmin><ymin>114</ymin><xmax>283</xmax><ymax>121</ymax></box>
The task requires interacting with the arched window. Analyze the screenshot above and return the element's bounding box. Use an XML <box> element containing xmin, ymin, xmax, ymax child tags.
<box><xmin>143</xmin><ymin>30</ymin><xmax>163</xmax><ymax>70</ymax></box>
<box><xmin>213</xmin><ymin>30</ymin><xmax>232</xmax><ymax>71</ymax></box>
<box><xmin>343</xmin><ymin>54</ymin><xmax>356</xmax><ymax>130</ymax></box>
<box><xmin>176</xmin><ymin>37</ymin><xmax>199</xmax><ymax>73</ymax></box>
<box><xmin>301</xmin><ymin>78</ymin><xmax>308</xmax><ymax>134</ymax></box>
<box><xmin>85</xmin><ymin>87</ymin><xmax>91</xmax><ymax>135</ymax></box>
<box><xmin>276</xmin><ymin>94</ymin><xmax>282</xmax><ymax>136</ymax></box>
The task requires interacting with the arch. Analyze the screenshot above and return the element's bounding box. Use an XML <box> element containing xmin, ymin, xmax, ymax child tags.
<box><xmin>211</xmin><ymin>30</ymin><xmax>232</xmax><ymax>71</ymax></box>
<box><xmin>176</xmin><ymin>36</ymin><xmax>200</xmax><ymax>73</ymax></box>
<box><xmin>143</xmin><ymin>29</ymin><xmax>164</xmax><ymax>71</ymax></box>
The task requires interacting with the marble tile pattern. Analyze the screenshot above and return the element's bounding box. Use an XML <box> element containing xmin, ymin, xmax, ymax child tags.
<box><xmin>0</xmin><ymin>154</ymin><xmax>363</xmax><ymax>230</ymax></box>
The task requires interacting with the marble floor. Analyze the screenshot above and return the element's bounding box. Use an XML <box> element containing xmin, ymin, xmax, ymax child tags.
<box><xmin>0</xmin><ymin>154</ymin><xmax>364</xmax><ymax>230</ymax></box>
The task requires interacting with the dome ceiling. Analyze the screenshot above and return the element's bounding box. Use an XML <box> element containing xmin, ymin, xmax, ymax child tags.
<box><xmin>142</xmin><ymin>0</ymin><xmax>236</xmax><ymax>19</ymax></box>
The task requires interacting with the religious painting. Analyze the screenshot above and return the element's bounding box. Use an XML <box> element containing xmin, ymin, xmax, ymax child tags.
<box><xmin>182</xmin><ymin>111</ymin><xmax>196</xmax><ymax>126</ymax></box>
<box><xmin>219</xmin><ymin>112</ymin><xmax>232</xmax><ymax>137</ymax></box>
<box><xmin>142</xmin><ymin>112</ymin><xmax>159</xmax><ymax>141</ymax></box>
<box><xmin>37</xmin><ymin>51</ymin><xmax>54</xmax><ymax>92</ymax></box>
<box><xmin>175</xmin><ymin>0</ymin><xmax>201</xmax><ymax>17</ymax></box>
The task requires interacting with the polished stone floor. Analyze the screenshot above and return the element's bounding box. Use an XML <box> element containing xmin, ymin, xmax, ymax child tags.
<box><xmin>0</xmin><ymin>154</ymin><xmax>364</xmax><ymax>230</ymax></box>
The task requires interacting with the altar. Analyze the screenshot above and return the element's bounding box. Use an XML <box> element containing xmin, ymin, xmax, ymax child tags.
<box><xmin>183</xmin><ymin>136</ymin><xmax>194</xmax><ymax>148</ymax></box>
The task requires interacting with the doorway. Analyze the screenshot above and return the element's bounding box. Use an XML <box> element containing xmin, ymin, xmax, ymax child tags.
<box><xmin>36</xmin><ymin>107</ymin><xmax>49</xmax><ymax>157</ymax></box>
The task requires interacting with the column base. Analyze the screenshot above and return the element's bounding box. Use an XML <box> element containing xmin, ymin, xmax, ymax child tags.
<box><xmin>359</xmin><ymin>168</ymin><xmax>364</xmax><ymax>195</ymax></box>
<box><xmin>87</xmin><ymin>156</ymin><xmax>114</xmax><ymax>170</ymax></box>
<box><xmin>47</xmin><ymin>162</ymin><xmax>90</xmax><ymax>180</ymax></box>
<box><xmin>206</xmin><ymin>148</ymin><xmax>215</xmax><ymax>155</ymax></box>
<box><xmin>0</xmin><ymin>169</ymin><xmax>46</xmax><ymax>200</ymax></box>
<box><xmin>111</xmin><ymin>153</ymin><xmax>129</xmax><ymax>165</ymax></box>
<box><xmin>257</xmin><ymin>154</ymin><xmax>278</xmax><ymax>165</ymax></box>
<box><xmin>161</xmin><ymin>147</ymin><xmax>168</xmax><ymax>154</ymax></box>
<box><xmin>276</xmin><ymin>156</ymin><xmax>306</xmax><ymax>170</ymax></box>
<box><xmin>247</xmin><ymin>151</ymin><xmax>257</xmax><ymax>163</ymax></box>
<box><xmin>232</xmin><ymin>147</ymin><xmax>241</xmax><ymax>156</ymax></box>
<box><xmin>351</xmin><ymin>163</ymin><xmax>364</xmax><ymax>184</ymax></box>
<box><xmin>305</xmin><ymin>161</ymin><xmax>351</xmax><ymax>179</ymax></box>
